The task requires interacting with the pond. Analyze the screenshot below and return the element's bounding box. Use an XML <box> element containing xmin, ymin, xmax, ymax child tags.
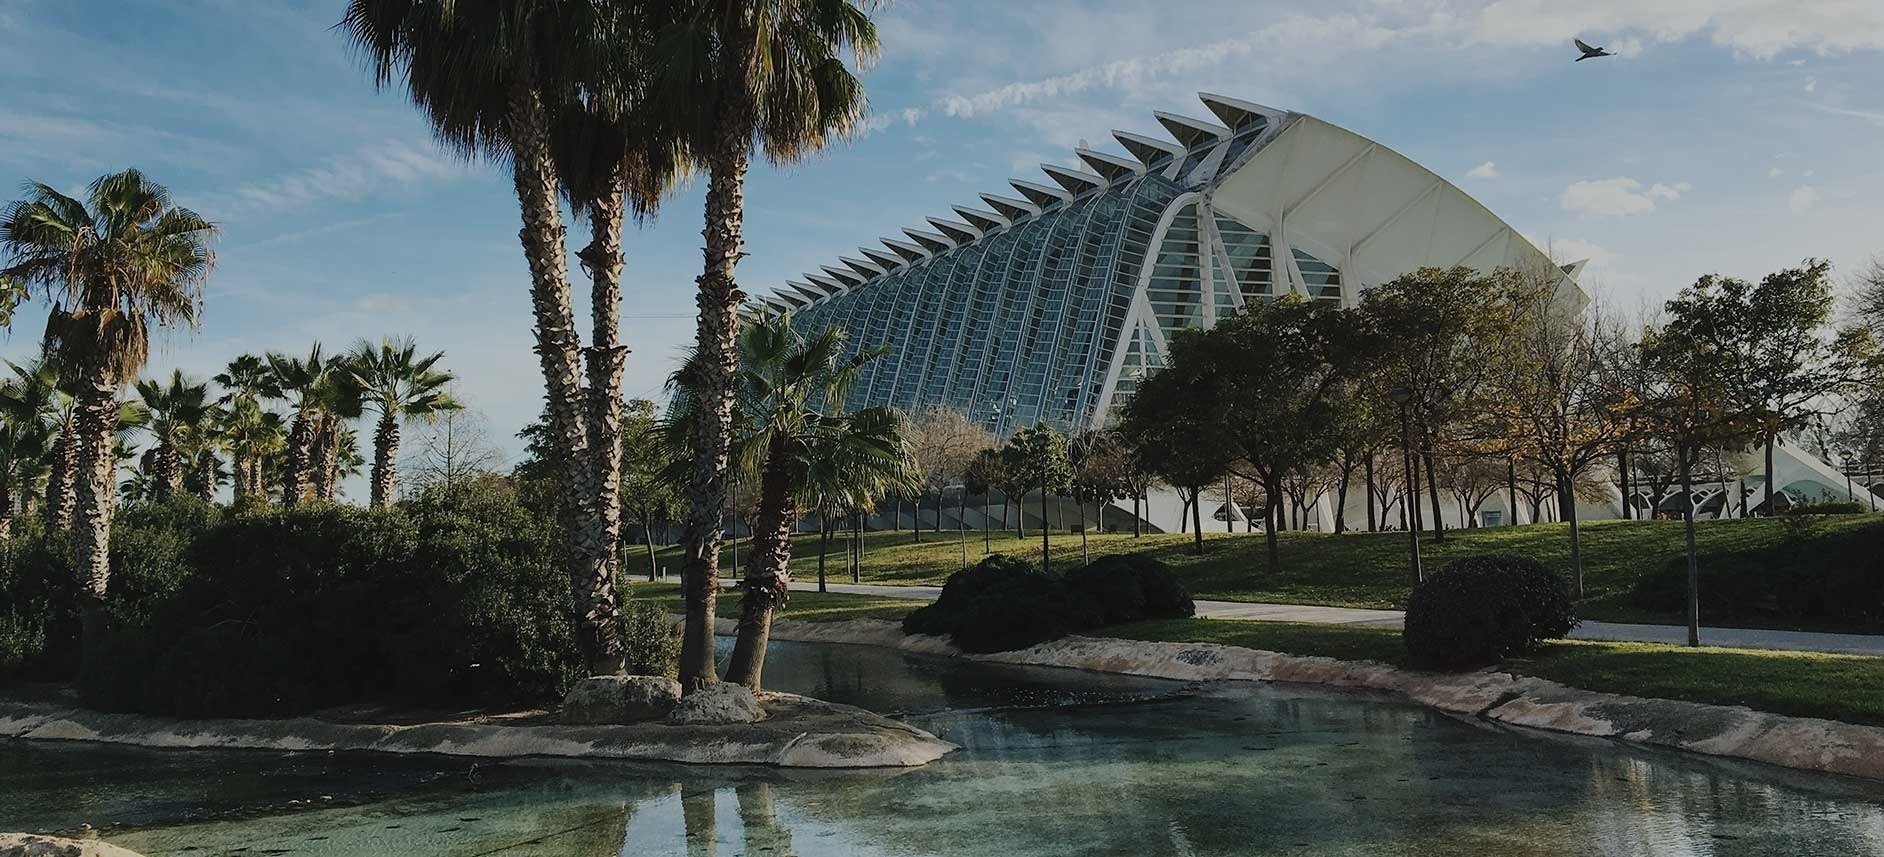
<box><xmin>4</xmin><ymin>638</ymin><xmax>1883</xmax><ymax>856</ymax></box>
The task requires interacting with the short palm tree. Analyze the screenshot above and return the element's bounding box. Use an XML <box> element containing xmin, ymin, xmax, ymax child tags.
<box><xmin>670</xmin><ymin>312</ymin><xmax>907</xmax><ymax>689</ymax></box>
<box><xmin>308</xmin><ymin>365</ymin><xmax>364</xmax><ymax>503</ymax></box>
<box><xmin>0</xmin><ymin>169</ymin><xmax>216</xmax><ymax>672</ymax></box>
<box><xmin>345</xmin><ymin>337</ymin><xmax>460</xmax><ymax>508</ymax></box>
<box><xmin>133</xmin><ymin>370</ymin><xmax>213</xmax><ymax>501</ymax></box>
<box><xmin>216</xmin><ymin>398</ymin><xmax>286</xmax><ymax>504</ymax></box>
<box><xmin>265</xmin><ymin>344</ymin><xmax>337</xmax><ymax>507</ymax></box>
<box><xmin>657</xmin><ymin>0</ymin><xmax>881</xmax><ymax>691</ymax></box>
<box><xmin>214</xmin><ymin>353</ymin><xmax>281</xmax><ymax>503</ymax></box>
<box><xmin>0</xmin><ymin>359</ymin><xmax>62</xmax><ymax>542</ymax></box>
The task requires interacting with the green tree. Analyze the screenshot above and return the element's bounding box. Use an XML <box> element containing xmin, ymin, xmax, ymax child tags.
<box><xmin>962</xmin><ymin>447</ymin><xmax>1004</xmax><ymax>554</ymax></box>
<box><xmin>1068</xmin><ymin>430</ymin><xmax>1128</xmax><ymax>561</ymax></box>
<box><xmin>657</xmin><ymin>0</ymin><xmax>882</xmax><ymax>692</ymax></box>
<box><xmin>1000</xmin><ymin>424</ymin><xmax>1073</xmax><ymax>572</ymax></box>
<box><xmin>346</xmin><ymin>337</ymin><xmax>461</xmax><ymax>508</ymax></box>
<box><xmin>132</xmin><ymin>370</ymin><xmax>213</xmax><ymax>501</ymax></box>
<box><xmin>1119</xmin><ymin>356</ymin><xmax>1230</xmax><ymax>557</ymax></box>
<box><xmin>669</xmin><ymin>312</ymin><xmax>908</xmax><ymax>688</ymax></box>
<box><xmin>0</xmin><ymin>169</ymin><xmax>217</xmax><ymax>676</ymax></box>
<box><xmin>1358</xmin><ymin>267</ymin><xmax>1528</xmax><ymax>543</ymax></box>
<box><xmin>619</xmin><ymin>398</ymin><xmax>681</xmax><ymax>581</ymax></box>
<box><xmin>265</xmin><ymin>345</ymin><xmax>340</xmax><ymax>507</ymax></box>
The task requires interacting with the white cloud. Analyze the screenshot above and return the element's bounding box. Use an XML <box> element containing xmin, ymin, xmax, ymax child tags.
<box><xmin>1767</xmin><ymin>166</ymin><xmax>1783</xmax><ymax>178</ymax></box>
<box><xmin>1560</xmin><ymin>177</ymin><xmax>1689</xmax><ymax>217</ymax></box>
<box><xmin>218</xmin><ymin>140</ymin><xmax>466</xmax><ymax>215</ymax></box>
<box><xmin>1466</xmin><ymin>161</ymin><xmax>1500</xmax><ymax>179</ymax></box>
<box><xmin>1805</xmin><ymin>76</ymin><xmax>1818</xmax><ymax>93</ymax></box>
<box><xmin>1789</xmin><ymin>185</ymin><xmax>1820</xmax><ymax>214</ymax></box>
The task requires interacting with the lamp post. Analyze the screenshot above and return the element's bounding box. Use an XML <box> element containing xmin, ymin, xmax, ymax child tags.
<box><xmin>1389</xmin><ymin>385</ymin><xmax>1422</xmax><ymax>585</ymax></box>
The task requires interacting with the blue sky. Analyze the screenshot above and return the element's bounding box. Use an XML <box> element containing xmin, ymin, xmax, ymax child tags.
<box><xmin>4</xmin><ymin>0</ymin><xmax>1884</xmax><ymax>496</ymax></box>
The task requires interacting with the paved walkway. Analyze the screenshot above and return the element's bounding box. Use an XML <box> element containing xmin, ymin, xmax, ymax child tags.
<box><xmin>786</xmin><ymin>580</ymin><xmax>1884</xmax><ymax>656</ymax></box>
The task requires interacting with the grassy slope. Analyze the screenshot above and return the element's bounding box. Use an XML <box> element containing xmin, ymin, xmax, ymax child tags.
<box><xmin>646</xmin><ymin>514</ymin><xmax>1881</xmax><ymax>630</ymax></box>
<box><xmin>632</xmin><ymin>583</ymin><xmax>1884</xmax><ymax>726</ymax></box>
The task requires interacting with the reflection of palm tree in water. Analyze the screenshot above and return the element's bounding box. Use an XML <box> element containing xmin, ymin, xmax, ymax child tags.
<box><xmin>682</xmin><ymin>788</ymin><xmax>717</xmax><ymax>857</ymax></box>
<box><xmin>678</xmin><ymin>783</ymin><xmax>794</xmax><ymax>856</ymax></box>
<box><xmin>738</xmin><ymin>783</ymin><xmax>795</xmax><ymax>856</ymax></box>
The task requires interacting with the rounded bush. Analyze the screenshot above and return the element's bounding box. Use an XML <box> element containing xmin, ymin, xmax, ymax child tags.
<box><xmin>1403</xmin><ymin>554</ymin><xmax>1577</xmax><ymax>670</ymax></box>
<box><xmin>902</xmin><ymin>553</ymin><xmax>1041</xmax><ymax>637</ymax></box>
<box><xmin>1065</xmin><ymin>555</ymin><xmax>1195</xmax><ymax>624</ymax></box>
<box><xmin>902</xmin><ymin>553</ymin><xmax>1104</xmax><ymax>652</ymax></box>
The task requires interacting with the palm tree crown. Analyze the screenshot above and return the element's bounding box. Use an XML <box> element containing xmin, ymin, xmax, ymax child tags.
<box><xmin>346</xmin><ymin>337</ymin><xmax>460</xmax><ymax>507</ymax></box>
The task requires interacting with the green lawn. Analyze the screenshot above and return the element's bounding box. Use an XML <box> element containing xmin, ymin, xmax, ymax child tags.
<box><xmin>635</xmin><ymin>584</ymin><xmax>1884</xmax><ymax>727</ymax></box>
<box><xmin>646</xmin><ymin>514</ymin><xmax>1883</xmax><ymax>630</ymax></box>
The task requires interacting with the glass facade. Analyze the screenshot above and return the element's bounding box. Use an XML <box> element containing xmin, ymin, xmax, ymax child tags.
<box><xmin>769</xmin><ymin>99</ymin><xmax>1353</xmax><ymax>434</ymax></box>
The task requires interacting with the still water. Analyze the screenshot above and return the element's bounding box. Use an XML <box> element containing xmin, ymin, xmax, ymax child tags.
<box><xmin>4</xmin><ymin>638</ymin><xmax>1883</xmax><ymax>856</ymax></box>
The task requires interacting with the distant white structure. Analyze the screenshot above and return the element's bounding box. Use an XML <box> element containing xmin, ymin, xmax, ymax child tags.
<box><xmin>748</xmin><ymin>94</ymin><xmax>1873</xmax><ymax>533</ymax></box>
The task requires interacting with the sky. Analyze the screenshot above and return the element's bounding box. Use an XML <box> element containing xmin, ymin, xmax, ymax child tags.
<box><xmin>4</xmin><ymin>0</ymin><xmax>1884</xmax><ymax>499</ymax></box>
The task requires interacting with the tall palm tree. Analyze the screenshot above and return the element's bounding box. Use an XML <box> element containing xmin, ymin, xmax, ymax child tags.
<box><xmin>0</xmin><ymin>169</ymin><xmax>216</xmax><ymax>674</ymax></box>
<box><xmin>346</xmin><ymin>337</ymin><xmax>460</xmax><ymax>508</ymax></box>
<box><xmin>657</xmin><ymin>0</ymin><xmax>881</xmax><ymax>690</ymax></box>
<box><xmin>132</xmin><ymin>370</ymin><xmax>213</xmax><ymax>501</ymax></box>
<box><xmin>343</xmin><ymin>0</ymin><xmax>673</xmax><ymax>677</ymax></box>
<box><xmin>670</xmin><ymin>313</ymin><xmax>907</xmax><ymax>689</ymax></box>
<box><xmin>308</xmin><ymin>364</ymin><xmax>364</xmax><ymax>503</ymax></box>
<box><xmin>0</xmin><ymin>359</ymin><xmax>61</xmax><ymax>543</ymax></box>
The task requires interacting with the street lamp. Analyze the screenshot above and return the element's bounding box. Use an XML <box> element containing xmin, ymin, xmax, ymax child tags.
<box><xmin>1388</xmin><ymin>385</ymin><xmax>1422</xmax><ymax>585</ymax></box>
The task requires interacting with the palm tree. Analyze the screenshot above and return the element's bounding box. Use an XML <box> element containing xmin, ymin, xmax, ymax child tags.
<box><xmin>0</xmin><ymin>169</ymin><xmax>216</xmax><ymax>674</ymax></box>
<box><xmin>670</xmin><ymin>312</ymin><xmax>907</xmax><ymax>689</ymax></box>
<box><xmin>132</xmin><ymin>370</ymin><xmax>213</xmax><ymax>501</ymax></box>
<box><xmin>214</xmin><ymin>353</ymin><xmax>281</xmax><ymax>504</ymax></box>
<box><xmin>346</xmin><ymin>337</ymin><xmax>460</xmax><ymax>508</ymax></box>
<box><xmin>0</xmin><ymin>359</ymin><xmax>61</xmax><ymax>542</ymax></box>
<box><xmin>266</xmin><ymin>345</ymin><xmax>338</xmax><ymax>507</ymax></box>
<box><xmin>308</xmin><ymin>364</ymin><xmax>364</xmax><ymax>503</ymax></box>
<box><xmin>658</xmin><ymin>0</ymin><xmax>881</xmax><ymax>691</ymax></box>
<box><xmin>343</xmin><ymin>0</ymin><xmax>671</xmax><ymax>677</ymax></box>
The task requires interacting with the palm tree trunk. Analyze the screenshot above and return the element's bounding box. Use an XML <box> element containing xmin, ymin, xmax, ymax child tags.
<box><xmin>582</xmin><ymin>172</ymin><xmax>631</xmax><ymax>619</ymax></box>
<box><xmin>0</xmin><ymin>477</ymin><xmax>13</xmax><ymax>545</ymax></box>
<box><xmin>283</xmin><ymin>413</ymin><xmax>312</xmax><ymax>507</ymax></box>
<box><xmin>311</xmin><ymin>418</ymin><xmax>340</xmax><ymax>502</ymax></box>
<box><xmin>194</xmin><ymin>448</ymin><xmax>216</xmax><ymax>502</ymax></box>
<box><xmin>371</xmin><ymin>412</ymin><xmax>399</xmax><ymax>509</ymax></box>
<box><xmin>725</xmin><ymin>438</ymin><xmax>795</xmax><ymax>689</ymax></box>
<box><xmin>150</xmin><ymin>444</ymin><xmax>180</xmax><ymax>500</ymax></box>
<box><xmin>679</xmin><ymin>89</ymin><xmax>755</xmax><ymax>692</ymax></box>
<box><xmin>817</xmin><ymin>515</ymin><xmax>830</xmax><ymax>593</ymax></box>
<box><xmin>506</xmin><ymin>80</ymin><xmax>622</xmax><ymax>678</ymax></box>
<box><xmin>45</xmin><ymin>425</ymin><xmax>74</xmax><ymax>530</ymax></box>
<box><xmin>70</xmin><ymin>370</ymin><xmax>119</xmax><ymax>683</ymax></box>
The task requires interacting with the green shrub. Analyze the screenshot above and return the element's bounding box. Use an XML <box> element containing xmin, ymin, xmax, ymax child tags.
<box><xmin>61</xmin><ymin>489</ymin><xmax>590</xmax><ymax>718</ymax></box>
<box><xmin>1065</xmin><ymin>555</ymin><xmax>1195</xmax><ymax>624</ymax></box>
<box><xmin>622</xmin><ymin>598</ymin><xmax>680</xmax><ymax>677</ymax></box>
<box><xmin>1629</xmin><ymin>519</ymin><xmax>1883</xmax><ymax>627</ymax></box>
<box><xmin>903</xmin><ymin>553</ymin><xmax>1106</xmax><ymax>654</ymax></box>
<box><xmin>1785</xmin><ymin>500</ymin><xmax>1867</xmax><ymax>516</ymax></box>
<box><xmin>1404</xmin><ymin>554</ymin><xmax>1578</xmax><ymax>670</ymax></box>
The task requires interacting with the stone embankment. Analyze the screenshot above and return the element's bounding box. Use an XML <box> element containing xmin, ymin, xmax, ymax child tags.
<box><xmin>744</xmin><ymin>616</ymin><xmax>1884</xmax><ymax>783</ymax></box>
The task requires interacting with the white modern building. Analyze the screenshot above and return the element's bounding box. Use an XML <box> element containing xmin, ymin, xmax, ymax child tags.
<box><xmin>752</xmin><ymin>93</ymin><xmax>1876</xmax><ymax>532</ymax></box>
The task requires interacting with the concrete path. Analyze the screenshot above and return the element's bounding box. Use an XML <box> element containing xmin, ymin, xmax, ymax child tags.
<box><xmin>784</xmin><ymin>580</ymin><xmax>1884</xmax><ymax>656</ymax></box>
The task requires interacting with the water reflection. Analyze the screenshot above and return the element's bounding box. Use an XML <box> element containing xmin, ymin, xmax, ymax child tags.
<box><xmin>4</xmin><ymin>641</ymin><xmax>1883</xmax><ymax>856</ymax></box>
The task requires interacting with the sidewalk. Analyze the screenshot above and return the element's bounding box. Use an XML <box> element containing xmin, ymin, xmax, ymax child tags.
<box><xmin>782</xmin><ymin>580</ymin><xmax>1884</xmax><ymax>657</ymax></box>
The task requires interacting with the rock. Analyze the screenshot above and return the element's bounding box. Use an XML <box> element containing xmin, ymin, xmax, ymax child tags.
<box><xmin>561</xmin><ymin>675</ymin><xmax>682</xmax><ymax>725</ymax></box>
<box><xmin>667</xmin><ymin>683</ymin><xmax>766</xmax><ymax>725</ymax></box>
<box><xmin>0</xmin><ymin>833</ymin><xmax>146</xmax><ymax>857</ymax></box>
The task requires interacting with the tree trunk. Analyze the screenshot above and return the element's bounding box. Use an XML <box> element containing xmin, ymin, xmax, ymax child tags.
<box><xmin>1763</xmin><ymin>433</ymin><xmax>1776</xmax><ymax>516</ymax></box>
<box><xmin>959</xmin><ymin>490</ymin><xmax>969</xmax><ymax>570</ymax></box>
<box><xmin>724</xmin><ymin>436</ymin><xmax>795</xmax><ymax>690</ymax></box>
<box><xmin>911</xmin><ymin>492</ymin><xmax>922</xmax><ymax>543</ymax></box>
<box><xmin>1133</xmin><ymin>494</ymin><xmax>1142</xmax><ymax>537</ymax></box>
<box><xmin>70</xmin><ymin>368</ymin><xmax>119</xmax><ymax>684</ymax></box>
<box><xmin>817</xmin><ymin>516</ymin><xmax>830</xmax><ymax>593</ymax></box>
<box><xmin>1680</xmin><ymin>445</ymin><xmax>1700</xmax><ymax>647</ymax></box>
<box><xmin>0</xmin><ymin>478</ymin><xmax>12</xmax><ymax>545</ymax></box>
<box><xmin>1420</xmin><ymin>448</ymin><xmax>1445</xmax><ymax>542</ymax></box>
<box><xmin>370</xmin><ymin>412</ymin><xmax>399</xmax><ymax>509</ymax></box>
<box><xmin>1333</xmin><ymin>464</ymin><xmax>1351</xmax><ymax>534</ymax></box>
<box><xmin>1364</xmin><ymin>452</ymin><xmax>1377</xmax><ymax>532</ymax></box>
<box><xmin>1565</xmin><ymin>473</ymin><xmax>1585</xmax><ymax>599</ymax></box>
<box><xmin>582</xmin><ymin>169</ymin><xmax>631</xmax><ymax>620</ymax></box>
<box><xmin>1039</xmin><ymin>482</ymin><xmax>1051</xmax><ymax>572</ymax></box>
<box><xmin>646</xmin><ymin>516</ymin><xmax>659</xmax><ymax>582</ymax></box>
<box><xmin>282</xmin><ymin>412</ymin><xmax>312</xmax><ymax>507</ymax></box>
<box><xmin>194</xmin><ymin>448</ymin><xmax>216</xmax><ymax>503</ymax></box>
<box><xmin>983</xmin><ymin>493</ymin><xmax>992</xmax><ymax>554</ymax></box>
<box><xmin>312</xmin><ymin>417</ymin><xmax>340</xmax><ymax>503</ymax></box>
<box><xmin>852</xmin><ymin>510</ymin><xmax>862</xmax><ymax>583</ymax></box>
<box><xmin>678</xmin><ymin>83</ymin><xmax>754</xmax><ymax>691</ymax></box>
<box><xmin>44</xmin><ymin>425</ymin><xmax>74</xmax><ymax>530</ymax></box>
<box><xmin>1190</xmin><ymin>485</ymin><xmax>1204</xmax><ymax>556</ymax></box>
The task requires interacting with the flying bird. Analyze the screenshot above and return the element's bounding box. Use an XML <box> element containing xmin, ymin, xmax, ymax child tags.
<box><xmin>1575</xmin><ymin>38</ymin><xmax>1614</xmax><ymax>61</ymax></box>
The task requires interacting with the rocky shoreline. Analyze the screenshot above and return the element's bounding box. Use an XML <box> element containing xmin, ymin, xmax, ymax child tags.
<box><xmin>739</xmin><ymin>616</ymin><xmax>1884</xmax><ymax>783</ymax></box>
<box><xmin>0</xmin><ymin>691</ymin><xmax>953</xmax><ymax>770</ymax></box>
